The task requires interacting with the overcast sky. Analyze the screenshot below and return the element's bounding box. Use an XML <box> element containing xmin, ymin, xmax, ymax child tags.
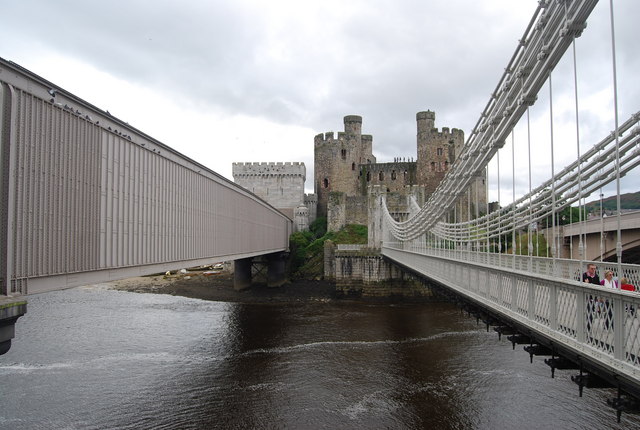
<box><xmin>0</xmin><ymin>0</ymin><xmax>637</xmax><ymax>202</ymax></box>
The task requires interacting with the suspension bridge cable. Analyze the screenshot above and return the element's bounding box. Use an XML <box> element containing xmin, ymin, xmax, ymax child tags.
<box><xmin>571</xmin><ymin>35</ymin><xmax>584</xmax><ymax>263</ymax></box>
<box><xmin>547</xmin><ymin>72</ymin><xmax>558</xmax><ymax>260</ymax></box>
<box><xmin>527</xmin><ymin>107</ymin><xmax>533</xmax><ymax>266</ymax></box>
<box><xmin>609</xmin><ymin>0</ymin><xmax>622</xmax><ymax>279</ymax></box>
<box><xmin>512</xmin><ymin>129</ymin><xmax>516</xmax><ymax>268</ymax></box>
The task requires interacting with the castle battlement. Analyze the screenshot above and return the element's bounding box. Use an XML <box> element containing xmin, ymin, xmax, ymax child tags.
<box><xmin>426</xmin><ymin>127</ymin><xmax>464</xmax><ymax>139</ymax></box>
<box><xmin>232</xmin><ymin>161</ymin><xmax>306</xmax><ymax>178</ymax></box>
<box><xmin>233</xmin><ymin>161</ymin><xmax>304</xmax><ymax>166</ymax></box>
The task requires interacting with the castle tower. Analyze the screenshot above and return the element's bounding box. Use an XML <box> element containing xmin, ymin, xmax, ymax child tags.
<box><xmin>415</xmin><ymin>110</ymin><xmax>464</xmax><ymax>196</ymax></box>
<box><xmin>232</xmin><ymin>162</ymin><xmax>308</xmax><ymax>227</ymax></box>
<box><xmin>294</xmin><ymin>205</ymin><xmax>310</xmax><ymax>232</ymax></box>
<box><xmin>314</xmin><ymin>115</ymin><xmax>375</xmax><ymax>217</ymax></box>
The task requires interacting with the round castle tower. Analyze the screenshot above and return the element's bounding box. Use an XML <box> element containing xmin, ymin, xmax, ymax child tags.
<box><xmin>314</xmin><ymin>115</ymin><xmax>375</xmax><ymax>217</ymax></box>
<box><xmin>415</xmin><ymin>110</ymin><xmax>465</xmax><ymax>194</ymax></box>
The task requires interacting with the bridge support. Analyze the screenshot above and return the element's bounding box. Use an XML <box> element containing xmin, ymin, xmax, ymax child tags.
<box><xmin>233</xmin><ymin>258</ymin><xmax>253</xmax><ymax>291</ymax></box>
<box><xmin>267</xmin><ymin>252</ymin><xmax>286</xmax><ymax>288</ymax></box>
<box><xmin>0</xmin><ymin>298</ymin><xmax>27</xmax><ymax>355</ymax></box>
<box><xmin>234</xmin><ymin>253</ymin><xmax>288</xmax><ymax>290</ymax></box>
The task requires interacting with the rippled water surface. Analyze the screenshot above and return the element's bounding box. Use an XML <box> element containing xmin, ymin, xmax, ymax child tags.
<box><xmin>1</xmin><ymin>284</ymin><xmax>639</xmax><ymax>429</ymax></box>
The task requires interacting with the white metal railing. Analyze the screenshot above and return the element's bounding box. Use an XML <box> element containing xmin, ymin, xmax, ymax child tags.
<box><xmin>383</xmin><ymin>245</ymin><xmax>640</xmax><ymax>381</ymax></box>
<box><xmin>336</xmin><ymin>244</ymin><xmax>368</xmax><ymax>251</ymax></box>
<box><xmin>384</xmin><ymin>240</ymin><xmax>640</xmax><ymax>288</ymax></box>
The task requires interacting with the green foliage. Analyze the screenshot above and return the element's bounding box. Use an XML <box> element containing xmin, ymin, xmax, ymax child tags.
<box><xmin>309</xmin><ymin>216</ymin><xmax>327</xmax><ymax>238</ymax></box>
<box><xmin>542</xmin><ymin>206</ymin><xmax>587</xmax><ymax>227</ymax></box>
<box><xmin>288</xmin><ymin>223</ymin><xmax>368</xmax><ymax>280</ymax></box>
<box><xmin>288</xmin><ymin>231</ymin><xmax>314</xmax><ymax>274</ymax></box>
<box><xmin>507</xmin><ymin>232</ymin><xmax>550</xmax><ymax>257</ymax></box>
<box><xmin>583</xmin><ymin>191</ymin><xmax>640</xmax><ymax>213</ymax></box>
<box><xmin>332</xmin><ymin>224</ymin><xmax>368</xmax><ymax>244</ymax></box>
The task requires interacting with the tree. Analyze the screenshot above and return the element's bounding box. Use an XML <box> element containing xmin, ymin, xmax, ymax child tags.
<box><xmin>507</xmin><ymin>232</ymin><xmax>550</xmax><ymax>257</ymax></box>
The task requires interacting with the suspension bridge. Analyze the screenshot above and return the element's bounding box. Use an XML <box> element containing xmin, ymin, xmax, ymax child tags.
<box><xmin>377</xmin><ymin>0</ymin><xmax>640</xmax><ymax>415</ymax></box>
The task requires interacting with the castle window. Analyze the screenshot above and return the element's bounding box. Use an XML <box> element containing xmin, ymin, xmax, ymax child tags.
<box><xmin>379</xmin><ymin>171</ymin><xmax>384</xmax><ymax>181</ymax></box>
<box><xmin>445</xmin><ymin>161</ymin><xmax>449</xmax><ymax>170</ymax></box>
<box><xmin>431</xmin><ymin>161</ymin><xmax>436</xmax><ymax>171</ymax></box>
<box><xmin>341</xmin><ymin>149</ymin><xmax>347</xmax><ymax>160</ymax></box>
<box><xmin>403</xmin><ymin>170</ymin><xmax>408</xmax><ymax>179</ymax></box>
<box><xmin>437</xmin><ymin>147</ymin><xmax>443</xmax><ymax>156</ymax></box>
<box><xmin>366</xmin><ymin>171</ymin><xmax>371</xmax><ymax>182</ymax></box>
<box><xmin>391</xmin><ymin>170</ymin><xmax>396</xmax><ymax>180</ymax></box>
<box><xmin>352</xmin><ymin>162</ymin><xmax>356</xmax><ymax>171</ymax></box>
<box><xmin>323</xmin><ymin>178</ymin><xmax>329</xmax><ymax>188</ymax></box>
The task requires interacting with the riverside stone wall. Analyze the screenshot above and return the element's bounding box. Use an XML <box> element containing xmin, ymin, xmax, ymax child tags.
<box><xmin>324</xmin><ymin>242</ymin><xmax>434</xmax><ymax>299</ymax></box>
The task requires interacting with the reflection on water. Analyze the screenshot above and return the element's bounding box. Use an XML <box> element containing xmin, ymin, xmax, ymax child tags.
<box><xmin>1</xmin><ymin>284</ymin><xmax>638</xmax><ymax>429</ymax></box>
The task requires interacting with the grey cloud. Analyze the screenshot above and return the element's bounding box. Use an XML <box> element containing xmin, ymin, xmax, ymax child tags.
<box><xmin>1</xmin><ymin>0</ymin><xmax>637</xmax><ymax>174</ymax></box>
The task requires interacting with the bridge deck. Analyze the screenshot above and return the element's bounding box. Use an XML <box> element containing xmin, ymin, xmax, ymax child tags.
<box><xmin>383</xmin><ymin>244</ymin><xmax>640</xmax><ymax>396</ymax></box>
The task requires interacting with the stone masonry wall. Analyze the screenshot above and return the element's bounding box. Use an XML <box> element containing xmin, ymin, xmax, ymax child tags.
<box><xmin>327</xmin><ymin>192</ymin><xmax>368</xmax><ymax>232</ymax></box>
<box><xmin>232</xmin><ymin>162</ymin><xmax>306</xmax><ymax>209</ymax></box>
<box><xmin>358</xmin><ymin>161</ymin><xmax>417</xmax><ymax>194</ymax></box>
<box><xmin>332</xmin><ymin>250</ymin><xmax>434</xmax><ymax>299</ymax></box>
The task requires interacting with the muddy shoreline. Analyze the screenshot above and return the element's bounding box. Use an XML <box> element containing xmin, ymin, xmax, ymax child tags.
<box><xmin>108</xmin><ymin>270</ymin><xmax>337</xmax><ymax>304</ymax></box>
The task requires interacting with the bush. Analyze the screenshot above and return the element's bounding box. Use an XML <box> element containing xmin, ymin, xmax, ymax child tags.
<box><xmin>287</xmin><ymin>223</ymin><xmax>367</xmax><ymax>279</ymax></box>
<box><xmin>309</xmin><ymin>216</ymin><xmax>327</xmax><ymax>238</ymax></box>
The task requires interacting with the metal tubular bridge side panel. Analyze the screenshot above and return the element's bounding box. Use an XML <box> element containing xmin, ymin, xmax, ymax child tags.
<box><xmin>0</xmin><ymin>59</ymin><xmax>291</xmax><ymax>295</ymax></box>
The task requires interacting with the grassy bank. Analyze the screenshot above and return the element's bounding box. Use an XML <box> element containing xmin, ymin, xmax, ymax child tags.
<box><xmin>288</xmin><ymin>217</ymin><xmax>367</xmax><ymax>280</ymax></box>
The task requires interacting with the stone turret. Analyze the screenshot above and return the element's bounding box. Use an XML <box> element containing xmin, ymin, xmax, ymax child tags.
<box><xmin>415</xmin><ymin>110</ymin><xmax>464</xmax><ymax>195</ymax></box>
<box><xmin>343</xmin><ymin>115</ymin><xmax>362</xmax><ymax>135</ymax></box>
<box><xmin>314</xmin><ymin>115</ymin><xmax>376</xmax><ymax>217</ymax></box>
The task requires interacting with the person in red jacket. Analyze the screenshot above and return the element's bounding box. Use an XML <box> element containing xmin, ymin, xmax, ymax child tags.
<box><xmin>620</xmin><ymin>277</ymin><xmax>635</xmax><ymax>292</ymax></box>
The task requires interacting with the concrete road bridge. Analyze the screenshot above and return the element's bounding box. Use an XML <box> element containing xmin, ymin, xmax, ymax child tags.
<box><xmin>559</xmin><ymin>211</ymin><xmax>640</xmax><ymax>262</ymax></box>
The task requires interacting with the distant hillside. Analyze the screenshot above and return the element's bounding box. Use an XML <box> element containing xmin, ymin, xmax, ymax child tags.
<box><xmin>583</xmin><ymin>191</ymin><xmax>640</xmax><ymax>213</ymax></box>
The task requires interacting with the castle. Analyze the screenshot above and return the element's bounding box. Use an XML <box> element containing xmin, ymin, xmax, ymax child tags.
<box><xmin>233</xmin><ymin>110</ymin><xmax>486</xmax><ymax>237</ymax></box>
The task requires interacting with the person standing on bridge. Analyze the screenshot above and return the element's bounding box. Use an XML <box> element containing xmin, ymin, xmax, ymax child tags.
<box><xmin>582</xmin><ymin>263</ymin><xmax>600</xmax><ymax>285</ymax></box>
<box><xmin>583</xmin><ymin>263</ymin><xmax>600</xmax><ymax>333</ymax></box>
<box><xmin>620</xmin><ymin>277</ymin><xmax>635</xmax><ymax>292</ymax></box>
<box><xmin>600</xmin><ymin>270</ymin><xmax>618</xmax><ymax>289</ymax></box>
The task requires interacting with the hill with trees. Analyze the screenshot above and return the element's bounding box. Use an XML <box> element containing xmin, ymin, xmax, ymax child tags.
<box><xmin>583</xmin><ymin>191</ymin><xmax>640</xmax><ymax>214</ymax></box>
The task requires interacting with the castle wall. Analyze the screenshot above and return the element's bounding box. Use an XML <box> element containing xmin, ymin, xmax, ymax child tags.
<box><xmin>304</xmin><ymin>193</ymin><xmax>318</xmax><ymax>224</ymax></box>
<box><xmin>358</xmin><ymin>161</ymin><xmax>417</xmax><ymax>194</ymax></box>
<box><xmin>232</xmin><ymin>162</ymin><xmax>306</xmax><ymax>210</ymax></box>
<box><xmin>327</xmin><ymin>192</ymin><xmax>368</xmax><ymax>232</ymax></box>
<box><xmin>327</xmin><ymin>192</ymin><xmax>347</xmax><ymax>233</ymax></box>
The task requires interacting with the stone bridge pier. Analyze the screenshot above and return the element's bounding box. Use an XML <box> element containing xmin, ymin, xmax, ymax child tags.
<box><xmin>234</xmin><ymin>252</ymin><xmax>287</xmax><ymax>290</ymax></box>
<box><xmin>0</xmin><ymin>298</ymin><xmax>27</xmax><ymax>355</ymax></box>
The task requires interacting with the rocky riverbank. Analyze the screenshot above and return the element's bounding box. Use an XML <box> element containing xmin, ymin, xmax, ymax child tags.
<box><xmin>109</xmin><ymin>270</ymin><xmax>337</xmax><ymax>304</ymax></box>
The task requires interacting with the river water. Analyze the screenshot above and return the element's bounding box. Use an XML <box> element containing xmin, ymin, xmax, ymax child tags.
<box><xmin>1</xmin><ymin>284</ymin><xmax>638</xmax><ymax>429</ymax></box>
